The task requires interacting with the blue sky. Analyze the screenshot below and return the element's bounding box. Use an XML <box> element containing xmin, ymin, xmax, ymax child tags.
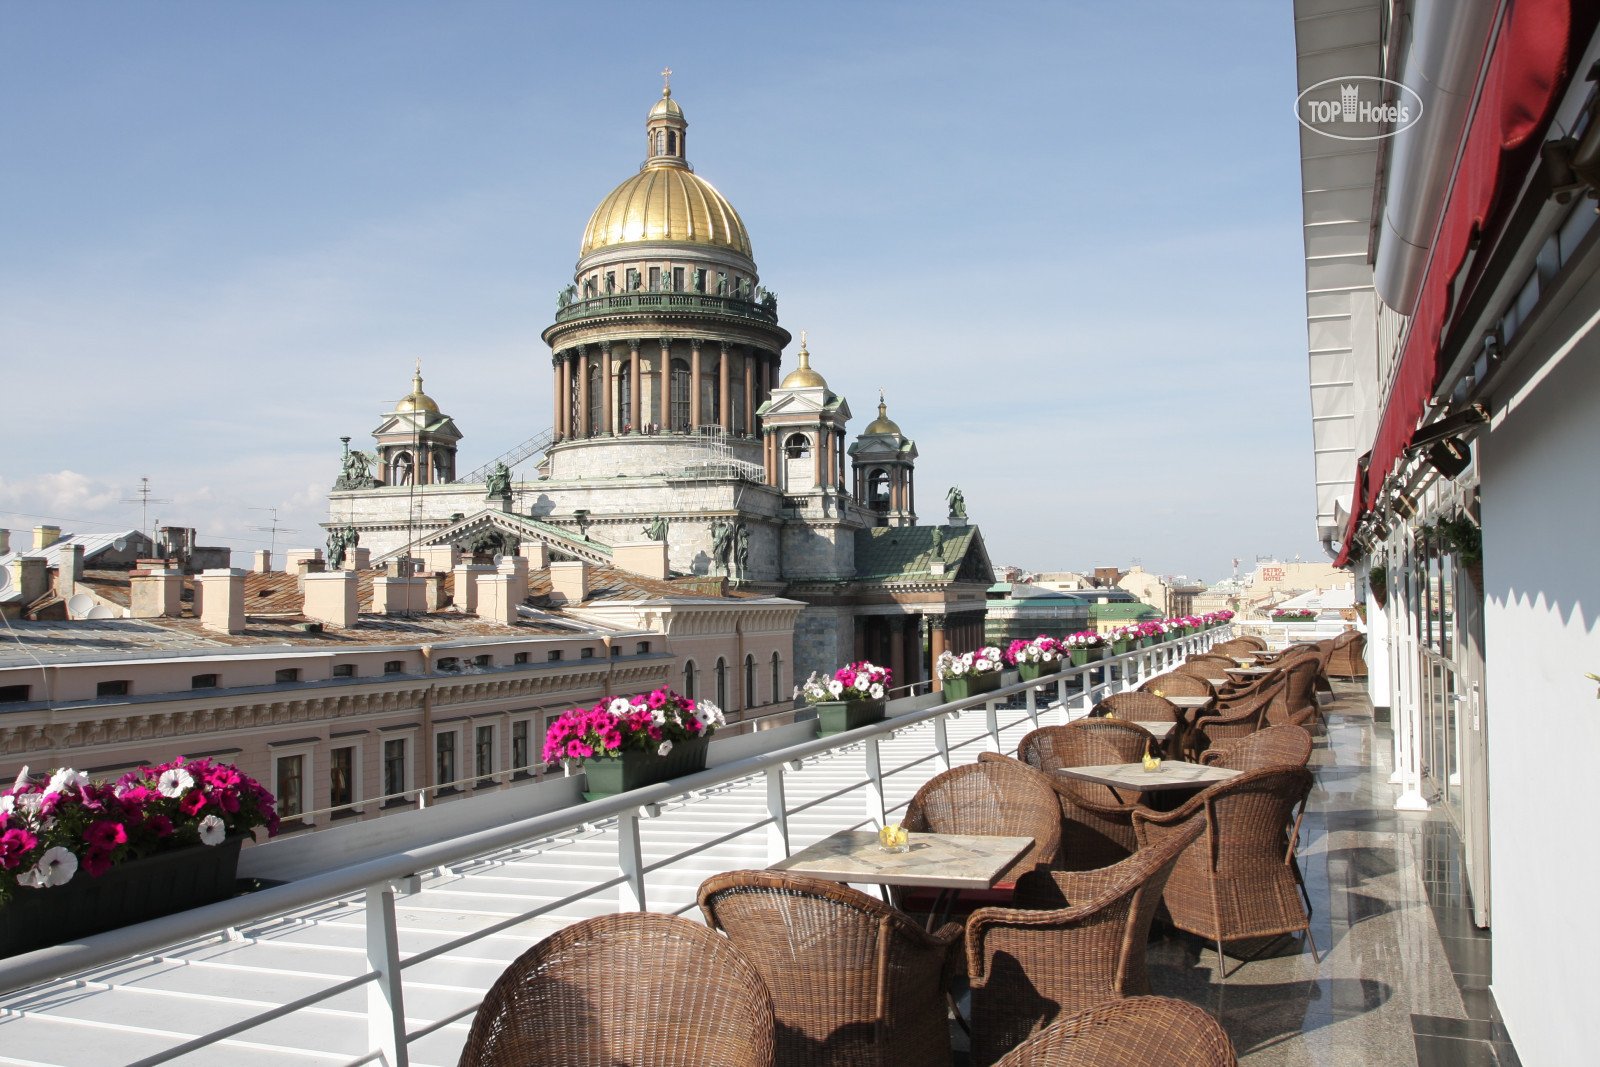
<box><xmin>1</xmin><ymin>1</ymin><xmax>1324</xmax><ymax>580</ymax></box>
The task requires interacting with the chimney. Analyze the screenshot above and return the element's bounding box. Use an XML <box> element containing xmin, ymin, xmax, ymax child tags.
<box><xmin>284</xmin><ymin>548</ymin><xmax>323</xmax><ymax>573</ymax></box>
<box><xmin>476</xmin><ymin>570</ymin><xmax>517</xmax><ymax>625</ymax></box>
<box><xmin>131</xmin><ymin>567</ymin><xmax>183</xmax><ymax>619</ymax></box>
<box><xmin>33</xmin><ymin>525</ymin><xmax>61</xmax><ymax>551</ymax></box>
<box><xmin>520</xmin><ymin>541</ymin><xmax>549</xmax><ymax>568</ymax></box>
<box><xmin>500</xmin><ymin>554</ymin><xmax>530</xmax><ymax>604</ymax></box>
<box><xmin>548</xmin><ymin>560</ymin><xmax>588</xmax><ymax>606</ymax></box>
<box><xmin>422</xmin><ymin>571</ymin><xmax>446</xmax><ymax>611</ymax></box>
<box><xmin>197</xmin><ymin>568</ymin><xmax>247</xmax><ymax>634</ymax></box>
<box><xmin>453</xmin><ymin>563</ymin><xmax>489</xmax><ymax>613</ymax></box>
<box><xmin>10</xmin><ymin>558</ymin><xmax>49</xmax><ymax>605</ymax></box>
<box><xmin>348</xmin><ymin>546</ymin><xmax>371</xmax><ymax>570</ymax></box>
<box><xmin>612</xmin><ymin>541</ymin><xmax>668</xmax><ymax>581</ymax></box>
<box><xmin>302</xmin><ymin>570</ymin><xmax>358</xmax><ymax>628</ymax></box>
<box><xmin>0</xmin><ymin>529</ymin><xmax>9</xmax><ymax>554</ymax></box>
<box><xmin>420</xmin><ymin>544</ymin><xmax>459</xmax><ymax>572</ymax></box>
<box><xmin>372</xmin><ymin>574</ymin><xmax>425</xmax><ymax>615</ymax></box>
<box><xmin>252</xmin><ymin>549</ymin><xmax>273</xmax><ymax>573</ymax></box>
<box><xmin>58</xmin><ymin>543</ymin><xmax>84</xmax><ymax>599</ymax></box>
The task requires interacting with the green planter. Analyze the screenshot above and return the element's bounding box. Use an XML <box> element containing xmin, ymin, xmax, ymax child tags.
<box><xmin>0</xmin><ymin>836</ymin><xmax>246</xmax><ymax>959</ymax></box>
<box><xmin>1141</xmin><ymin>636</ymin><xmax>1157</xmax><ymax>648</ymax></box>
<box><xmin>1111</xmin><ymin>639</ymin><xmax>1132</xmax><ymax>655</ymax></box>
<box><xmin>1017</xmin><ymin>659</ymin><xmax>1057</xmax><ymax>681</ymax></box>
<box><xmin>940</xmin><ymin>671</ymin><xmax>1002</xmax><ymax>701</ymax></box>
<box><xmin>580</xmin><ymin>735</ymin><xmax>711</xmax><ymax>801</ymax></box>
<box><xmin>1069</xmin><ymin>647</ymin><xmax>1103</xmax><ymax>667</ymax></box>
<box><xmin>816</xmin><ymin>699</ymin><xmax>886</xmax><ymax>736</ymax></box>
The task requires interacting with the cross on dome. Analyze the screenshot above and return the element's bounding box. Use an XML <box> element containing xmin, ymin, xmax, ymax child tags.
<box><xmin>660</xmin><ymin>66</ymin><xmax>672</xmax><ymax>96</ymax></box>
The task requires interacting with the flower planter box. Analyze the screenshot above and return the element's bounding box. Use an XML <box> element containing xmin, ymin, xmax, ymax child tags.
<box><xmin>1141</xmin><ymin>636</ymin><xmax>1157</xmax><ymax>648</ymax></box>
<box><xmin>580</xmin><ymin>735</ymin><xmax>711</xmax><ymax>801</ymax></box>
<box><xmin>1017</xmin><ymin>660</ymin><xmax>1057</xmax><ymax>682</ymax></box>
<box><xmin>0</xmin><ymin>836</ymin><xmax>246</xmax><ymax>959</ymax></box>
<box><xmin>1069</xmin><ymin>647</ymin><xmax>1103</xmax><ymax>667</ymax></box>
<box><xmin>940</xmin><ymin>671</ymin><xmax>1002</xmax><ymax>701</ymax></box>
<box><xmin>816</xmin><ymin>699</ymin><xmax>887</xmax><ymax>736</ymax></box>
<box><xmin>1111</xmin><ymin>640</ymin><xmax>1133</xmax><ymax>656</ymax></box>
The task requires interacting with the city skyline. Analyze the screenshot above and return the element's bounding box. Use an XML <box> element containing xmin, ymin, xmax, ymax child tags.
<box><xmin>0</xmin><ymin>1</ymin><xmax>1321</xmax><ymax>580</ymax></box>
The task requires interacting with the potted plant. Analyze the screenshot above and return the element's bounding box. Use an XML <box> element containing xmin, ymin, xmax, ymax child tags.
<box><xmin>1109</xmin><ymin>626</ymin><xmax>1138</xmax><ymax>656</ymax></box>
<box><xmin>1269</xmin><ymin>608</ymin><xmax>1319</xmax><ymax>622</ymax></box>
<box><xmin>936</xmin><ymin>646</ymin><xmax>1005</xmax><ymax>701</ymax></box>
<box><xmin>1004</xmin><ymin>636</ymin><xmax>1063</xmax><ymax>681</ymax></box>
<box><xmin>800</xmin><ymin>661</ymin><xmax>891</xmax><ymax>736</ymax></box>
<box><xmin>1368</xmin><ymin>565</ymin><xmax>1388</xmax><ymax>609</ymax></box>
<box><xmin>1063</xmin><ymin>631</ymin><xmax>1106</xmax><ymax>667</ymax></box>
<box><xmin>544</xmin><ymin>689</ymin><xmax>725</xmax><ymax>800</ymax></box>
<box><xmin>1</xmin><ymin>758</ymin><xmax>280</xmax><ymax>958</ymax></box>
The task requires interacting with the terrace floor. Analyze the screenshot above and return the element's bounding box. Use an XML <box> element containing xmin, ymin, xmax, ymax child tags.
<box><xmin>0</xmin><ymin>681</ymin><xmax>1516</xmax><ymax>1066</ymax></box>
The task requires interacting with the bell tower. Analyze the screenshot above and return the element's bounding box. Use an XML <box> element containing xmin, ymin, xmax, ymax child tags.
<box><xmin>758</xmin><ymin>334</ymin><xmax>851</xmax><ymax>498</ymax></box>
<box><xmin>371</xmin><ymin>363</ymin><xmax>462</xmax><ymax>486</ymax></box>
<box><xmin>849</xmin><ymin>392</ymin><xmax>918</xmax><ymax>527</ymax></box>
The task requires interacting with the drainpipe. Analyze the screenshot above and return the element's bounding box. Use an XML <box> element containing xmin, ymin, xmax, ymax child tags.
<box><xmin>419</xmin><ymin>644</ymin><xmax>434</xmax><ymax>804</ymax></box>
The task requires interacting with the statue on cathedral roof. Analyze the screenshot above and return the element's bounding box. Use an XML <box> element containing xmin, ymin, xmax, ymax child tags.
<box><xmin>333</xmin><ymin>437</ymin><xmax>378</xmax><ymax>490</ymax></box>
<box><xmin>946</xmin><ymin>486</ymin><xmax>967</xmax><ymax>520</ymax></box>
<box><xmin>327</xmin><ymin>526</ymin><xmax>360</xmax><ymax>570</ymax></box>
<box><xmin>643</xmin><ymin>515</ymin><xmax>669</xmax><ymax>542</ymax></box>
<box><xmin>485</xmin><ymin>462</ymin><xmax>512</xmax><ymax>499</ymax></box>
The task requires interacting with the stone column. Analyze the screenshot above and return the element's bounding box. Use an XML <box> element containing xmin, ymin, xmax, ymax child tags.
<box><xmin>576</xmin><ymin>348</ymin><xmax>590</xmax><ymax>437</ymax></box>
<box><xmin>837</xmin><ymin>430</ymin><xmax>846</xmax><ymax>488</ymax></box>
<box><xmin>888</xmin><ymin>616</ymin><xmax>907</xmax><ymax>692</ymax></box>
<box><xmin>719</xmin><ymin>344</ymin><xmax>732</xmax><ymax>433</ymax></box>
<box><xmin>928</xmin><ymin>614</ymin><xmax>947</xmax><ymax>692</ymax></box>
<box><xmin>628</xmin><ymin>342</ymin><xmax>641</xmax><ymax>432</ymax></box>
<box><xmin>555</xmin><ymin>353</ymin><xmax>568</xmax><ymax>439</ymax></box>
<box><xmin>743</xmin><ymin>351</ymin><xmax>755</xmax><ymax>436</ymax></box>
<box><xmin>600</xmin><ymin>345</ymin><xmax>613</xmax><ymax>435</ymax></box>
<box><xmin>813</xmin><ymin>429</ymin><xmax>824</xmax><ymax>487</ymax></box>
<box><xmin>689</xmin><ymin>339</ymin><xmax>703</xmax><ymax>429</ymax></box>
<box><xmin>657</xmin><ymin>338</ymin><xmax>671</xmax><ymax>430</ymax></box>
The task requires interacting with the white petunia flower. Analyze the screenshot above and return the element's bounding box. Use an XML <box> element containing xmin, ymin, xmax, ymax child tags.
<box><xmin>608</xmin><ymin>698</ymin><xmax>632</xmax><ymax>716</ymax></box>
<box><xmin>157</xmin><ymin>767</ymin><xmax>196</xmax><ymax>798</ymax></box>
<box><xmin>44</xmin><ymin>768</ymin><xmax>88</xmax><ymax>796</ymax></box>
<box><xmin>697</xmin><ymin>701</ymin><xmax>724</xmax><ymax>726</ymax></box>
<box><xmin>657</xmin><ymin>741</ymin><xmax>674</xmax><ymax>756</ymax></box>
<box><xmin>853</xmin><ymin>675</ymin><xmax>871</xmax><ymax>692</ymax></box>
<box><xmin>949</xmin><ymin>660</ymin><xmax>968</xmax><ymax>677</ymax></box>
<box><xmin>0</xmin><ymin>795</ymin><xmax>13</xmax><ymax>816</ymax></box>
<box><xmin>827</xmin><ymin>679</ymin><xmax>845</xmax><ymax>697</ymax></box>
<box><xmin>197</xmin><ymin>814</ymin><xmax>227</xmax><ymax>846</ymax></box>
<box><xmin>18</xmin><ymin>846</ymin><xmax>77</xmax><ymax>889</ymax></box>
<box><xmin>868</xmin><ymin>683</ymin><xmax>884</xmax><ymax>700</ymax></box>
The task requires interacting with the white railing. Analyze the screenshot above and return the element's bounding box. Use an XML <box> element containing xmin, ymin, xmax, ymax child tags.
<box><xmin>0</xmin><ymin>630</ymin><xmax>1227</xmax><ymax>1066</ymax></box>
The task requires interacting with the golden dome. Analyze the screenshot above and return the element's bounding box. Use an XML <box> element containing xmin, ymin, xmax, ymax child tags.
<box><xmin>580</xmin><ymin>163</ymin><xmax>751</xmax><ymax>258</ymax></box>
<box><xmin>780</xmin><ymin>333</ymin><xmax>828</xmax><ymax>389</ymax></box>
<box><xmin>649</xmin><ymin>90</ymin><xmax>684</xmax><ymax>120</ymax></box>
<box><xmin>396</xmin><ymin>365</ymin><xmax>440</xmax><ymax>414</ymax></box>
<box><xmin>864</xmin><ymin>394</ymin><xmax>902</xmax><ymax>436</ymax></box>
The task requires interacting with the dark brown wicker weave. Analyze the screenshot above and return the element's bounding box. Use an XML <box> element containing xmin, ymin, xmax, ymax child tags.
<box><xmin>1138</xmin><ymin>672</ymin><xmax>1214</xmax><ymax>698</ymax></box>
<box><xmin>1171</xmin><ymin>660</ymin><xmax>1229</xmax><ymax>683</ymax></box>
<box><xmin>1132</xmin><ymin>767</ymin><xmax>1317</xmax><ymax>979</ymax></box>
<box><xmin>1093</xmin><ymin>692</ymin><xmax>1179</xmax><ymax>725</ymax></box>
<box><xmin>1326</xmin><ymin>630</ymin><xmax>1368</xmax><ymax>678</ymax></box>
<box><xmin>1185</xmin><ymin>653</ymin><xmax>1237</xmax><ymax>671</ymax></box>
<box><xmin>1232</xmin><ymin>635</ymin><xmax>1269</xmax><ymax>650</ymax></box>
<box><xmin>964</xmin><ymin>823</ymin><xmax>1203</xmax><ymax>1067</ymax></box>
<box><xmin>1011</xmin><ymin>722</ymin><xmax>1152</xmax><ymax>869</ymax></box>
<box><xmin>1200</xmin><ymin>723</ymin><xmax>1313</xmax><ymax>772</ymax></box>
<box><xmin>1211</xmin><ymin>639</ymin><xmax>1261</xmax><ymax>656</ymax></box>
<box><xmin>990</xmin><ymin>996</ymin><xmax>1237</xmax><ymax>1067</ymax></box>
<box><xmin>901</xmin><ymin>758</ymin><xmax>1062</xmax><ymax>883</ymax></box>
<box><xmin>698</xmin><ymin>869</ymin><xmax>958</xmax><ymax>1067</ymax></box>
<box><xmin>457</xmin><ymin>911</ymin><xmax>775</xmax><ymax>1067</ymax></box>
<box><xmin>1192</xmin><ymin>679</ymin><xmax>1282</xmax><ymax>754</ymax></box>
<box><xmin>1263</xmin><ymin>657</ymin><xmax>1321</xmax><ymax>727</ymax></box>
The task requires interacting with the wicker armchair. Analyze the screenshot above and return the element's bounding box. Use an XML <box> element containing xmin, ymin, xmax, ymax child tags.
<box><xmin>1211</xmin><ymin>639</ymin><xmax>1261</xmax><ymax>657</ymax></box>
<box><xmin>457</xmin><ymin>911</ymin><xmax>775</xmax><ymax>1067</ymax></box>
<box><xmin>991</xmin><ymin>997</ymin><xmax>1237</xmax><ymax>1067</ymax></box>
<box><xmin>1132</xmin><ymin>767</ymin><xmax>1317</xmax><ymax>979</ymax></box>
<box><xmin>1093</xmin><ymin>692</ymin><xmax>1179</xmax><ymax>725</ymax></box>
<box><xmin>1200</xmin><ymin>724</ymin><xmax>1313</xmax><ymax>772</ymax></box>
<box><xmin>1192</xmin><ymin>679</ymin><xmax>1282</xmax><ymax>756</ymax></box>
<box><xmin>1232</xmin><ymin>634</ymin><xmax>1268</xmax><ymax>650</ymax></box>
<box><xmin>1326</xmin><ymin>630</ymin><xmax>1367</xmax><ymax>678</ymax></box>
<box><xmin>699</xmin><ymin>869</ymin><xmax>958</xmax><ymax>1067</ymax></box>
<box><xmin>1264</xmin><ymin>657</ymin><xmax>1321</xmax><ymax>727</ymax></box>
<box><xmin>1011</xmin><ymin>721</ymin><xmax>1152</xmax><ymax>869</ymax></box>
<box><xmin>964</xmin><ymin>823</ymin><xmax>1203</xmax><ymax>1067</ymax></box>
<box><xmin>1171</xmin><ymin>660</ymin><xmax>1230</xmax><ymax>684</ymax></box>
<box><xmin>902</xmin><ymin>758</ymin><xmax>1061</xmax><ymax>884</ymax></box>
<box><xmin>1139</xmin><ymin>672</ymin><xmax>1214</xmax><ymax>699</ymax></box>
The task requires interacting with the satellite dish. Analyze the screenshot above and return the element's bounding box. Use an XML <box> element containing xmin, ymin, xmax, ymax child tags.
<box><xmin>492</xmin><ymin>553</ymin><xmax>505</xmax><ymax>566</ymax></box>
<box><xmin>112</xmin><ymin>538</ymin><xmax>129</xmax><ymax>553</ymax></box>
<box><xmin>86</xmin><ymin>605</ymin><xmax>116</xmax><ymax>620</ymax></box>
<box><xmin>66</xmin><ymin>594</ymin><xmax>96</xmax><ymax>619</ymax></box>
<box><xmin>0</xmin><ymin>568</ymin><xmax>10</xmax><ymax>595</ymax></box>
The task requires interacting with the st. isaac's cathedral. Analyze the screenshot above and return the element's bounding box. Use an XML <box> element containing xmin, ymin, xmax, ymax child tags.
<box><xmin>326</xmin><ymin>79</ymin><xmax>994</xmax><ymax>685</ymax></box>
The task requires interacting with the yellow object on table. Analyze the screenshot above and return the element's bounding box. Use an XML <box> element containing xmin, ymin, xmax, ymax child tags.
<box><xmin>877</xmin><ymin>823</ymin><xmax>909</xmax><ymax>853</ymax></box>
<box><xmin>1142</xmin><ymin>751</ymin><xmax>1162</xmax><ymax>773</ymax></box>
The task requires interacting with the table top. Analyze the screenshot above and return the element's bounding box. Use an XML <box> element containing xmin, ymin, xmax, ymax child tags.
<box><xmin>1203</xmin><ymin>677</ymin><xmax>1231</xmax><ymax>686</ymax></box>
<box><xmin>1056</xmin><ymin>761</ymin><xmax>1241</xmax><ymax>793</ymax></box>
<box><xmin>769</xmin><ymin>830</ymin><xmax>1035</xmax><ymax>890</ymax></box>
<box><xmin>1127</xmin><ymin>719</ymin><xmax>1177</xmax><ymax>739</ymax></box>
<box><xmin>1226</xmin><ymin>666</ymin><xmax>1274</xmax><ymax>677</ymax></box>
<box><xmin>1161</xmin><ymin>695</ymin><xmax>1214</xmax><ymax>709</ymax></box>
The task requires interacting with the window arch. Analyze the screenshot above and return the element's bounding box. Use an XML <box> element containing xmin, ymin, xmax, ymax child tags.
<box><xmin>670</xmin><ymin>357</ymin><xmax>691</xmax><ymax>431</ymax></box>
<box><xmin>784</xmin><ymin>433</ymin><xmax>810</xmax><ymax>460</ymax></box>
<box><xmin>744</xmin><ymin>653</ymin><xmax>756</xmax><ymax>709</ymax></box>
<box><xmin>869</xmin><ymin>468</ymin><xmax>891</xmax><ymax>512</ymax></box>
<box><xmin>667</xmin><ymin>130</ymin><xmax>678</xmax><ymax>155</ymax></box>
<box><xmin>391</xmin><ymin>451</ymin><xmax>414</xmax><ymax>486</ymax></box>
<box><xmin>771</xmin><ymin>651</ymin><xmax>782</xmax><ymax>704</ymax></box>
<box><xmin>682</xmin><ymin>659</ymin><xmax>696</xmax><ymax>699</ymax></box>
<box><xmin>715</xmin><ymin>657</ymin><xmax>728</xmax><ymax>710</ymax></box>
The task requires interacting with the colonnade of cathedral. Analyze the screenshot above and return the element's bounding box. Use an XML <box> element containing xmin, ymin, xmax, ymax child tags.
<box><xmin>550</xmin><ymin>340</ymin><xmax>781</xmax><ymax>441</ymax></box>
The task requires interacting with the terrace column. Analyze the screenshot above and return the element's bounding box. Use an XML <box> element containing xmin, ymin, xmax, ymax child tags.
<box><xmin>690</xmin><ymin>340</ymin><xmax>703</xmax><ymax>429</ymax></box>
<box><xmin>657</xmin><ymin>338</ymin><xmax>671</xmax><ymax>430</ymax></box>
<box><xmin>889</xmin><ymin>616</ymin><xmax>907</xmax><ymax>692</ymax></box>
<box><xmin>553</xmin><ymin>354</ymin><xmax>566</xmax><ymax>440</ymax></box>
<box><xmin>628</xmin><ymin>342</ymin><xmax>641</xmax><ymax>433</ymax></box>
<box><xmin>600</xmin><ymin>346</ymin><xmax>613</xmax><ymax>435</ymax></box>
<box><xmin>576</xmin><ymin>348</ymin><xmax>591</xmax><ymax>437</ymax></box>
<box><xmin>927</xmin><ymin>614</ymin><xmax>947</xmax><ymax>693</ymax></box>
<box><xmin>719</xmin><ymin>344</ymin><xmax>732</xmax><ymax>433</ymax></box>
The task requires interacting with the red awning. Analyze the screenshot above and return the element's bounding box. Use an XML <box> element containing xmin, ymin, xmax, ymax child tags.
<box><xmin>1335</xmin><ymin>0</ymin><xmax>1573</xmax><ymax>565</ymax></box>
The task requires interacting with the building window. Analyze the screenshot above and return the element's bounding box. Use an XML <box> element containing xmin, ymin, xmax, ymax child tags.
<box><xmin>97</xmin><ymin>680</ymin><xmax>130</xmax><ymax>698</ymax></box>
<box><xmin>512</xmin><ymin>720</ymin><xmax>530</xmax><ymax>776</ymax></box>
<box><xmin>617</xmin><ymin>362</ymin><xmax>632</xmax><ymax>429</ymax></box>
<box><xmin>579</xmin><ymin>647</ymin><xmax>594</xmax><ymax>659</ymax></box>
<box><xmin>436</xmin><ymin>732</ymin><xmax>457</xmax><ymax>793</ymax></box>
<box><xmin>275</xmin><ymin>668</ymin><xmax>300</xmax><ymax>684</ymax></box>
<box><xmin>648</xmin><ymin>265</ymin><xmax>661</xmax><ymax>290</ymax></box>
<box><xmin>436</xmin><ymin>657</ymin><xmax>460</xmax><ymax>673</ymax></box>
<box><xmin>475</xmin><ymin>725</ymin><xmax>494</xmax><ymax>785</ymax></box>
<box><xmin>869</xmin><ymin>468</ymin><xmax>891</xmax><ymax>512</ymax></box>
<box><xmin>332</xmin><ymin>664</ymin><xmax>356</xmax><ymax>678</ymax></box>
<box><xmin>744</xmin><ymin>654</ymin><xmax>756</xmax><ymax>709</ymax></box>
<box><xmin>383</xmin><ymin>738</ymin><xmax>407</xmax><ymax>801</ymax></box>
<box><xmin>605</xmin><ymin>271</ymin><xmax>615</xmax><ymax>294</ymax></box>
<box><xmin>514</xmin><ymin>652</ymin><xmax>529</xmax><ymax>664</ymax></box>
<box><xmin>276</xmin><ymin>755</ymin><xmax>305</xmax><ymax>820</ymax></box>
<box><xmin>587</xmin><ymin>360</ymin><xmax>602</xmax><ymax>433</ymax></box>
<box><xmin>635</xmin><ymin>641</ymin><xmax>651</xmax><ymax>654</ymax></box>
<box><xmin>672</xmin><ymin>266</ymin><xmax>684</xmax><ymax>292</ymax></box>
<box><xmin>330</xmin><ymin>747</ymin><xmax>355</xmax><ymax>810</ymax></box>
<box><xmin>693</xmin><ymin>268</ymin><xmax>706</xmax><ymax>293</ymax></box>
<box><xmin>384</xmin><ymin>660</ymin><xmax>405</xmax><ymax>675</ymax></box>
<box><xmin>670</xmin><ymin>357</ymin><xmax>691</xmax><ymax>430</ymax></box>
<box><xmin>0</xmin><ymin>685</ymin><xmax>30</xmax><ymax>703</ymax></box>
<box><xmin>771</xmin><ymin>652</ymin><xmax>782</xmax><ymax>704</ymax></box>
<box><xmin>610</xmin><ymin>645</ymin><xmax>621</xmax><ymax>658</ymax></box>
<box><xmin>785</xmin><ymin>433</ymin><xmax>810</xmax><ymax>460</ymax></box>
<box><xmin>683</xmin><ymin>659</ymin><xmax>697</xmax><ymax>699</ymax></box>
<box><xmin>190</xmin><ymin>674</ymin><xmax>219</xmax><ymax>690</ymax></box>
<box><xmin>547</xmin><ymin>650</ymin><xmax>564</xmax><ymax>662</ymax></box>
<box><xmin>715</xmin><ymin>657</ymin><xmax>728</xmax><ymax>710</ymax></box>
<box><xmin>473</xmin><ymin>654</ymin><xmax>493</xmax><ymax>668</ymax></box>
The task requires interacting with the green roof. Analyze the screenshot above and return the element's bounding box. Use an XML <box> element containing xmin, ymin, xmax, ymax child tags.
<box><xmin>1089</xmin><ymin>602</ymin><xmax>1159</xmax><ymax>621</ymax></box>
<box><xmin>854</xmin><ymin>525</ymin><xmax>992</xmax><ymax>584</ymax></box>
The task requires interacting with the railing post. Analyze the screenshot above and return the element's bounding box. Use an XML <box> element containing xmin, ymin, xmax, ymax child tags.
<box><xmin>1025</xmin><ymin>683</ymin><xmax>1038</xmax><ymax>728</ymax></box>
<box><xmin>985</xmin><ymin>700</ymin><xmax>1001</xmax><ymax>752</ymax></box>
<box><xmin>618</xmin><ymin>811</ymin><xmax>646</xmax><ymax>911</ymax></box>
<box><xmin>365</xmin><ymin>885</ymin><xmax>410</xmax><ymax>1067</ymax></box>
<box><xmin>934</xmin><ymin>713</ymin><xmax>952</xmax><ymax>771</ymax></box>
<box><xmin>864</xmin><ymin>736</ymin><xmax>888</xmax><ymax>828</ymax></box>
<box><xmin>765</xmin><ymin>766</ymin><xmax>791</xmax><ymax>863</ymax></box>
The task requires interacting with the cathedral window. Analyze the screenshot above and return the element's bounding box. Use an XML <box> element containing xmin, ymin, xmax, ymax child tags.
<box><xmin>617</xmin><ymin>362</ymin><xmax>632</xmax><ymax>429</ymax></box>
<box><xmin>392</xmin><ymin>451</ymin><xmax>415</xmax><ymax>486</ymax></box>
<box><xmin>784</xmin><ymin>434</ymin><xmax>810</xmax><ymax>460</ymax></box>
<box><xmin>626</xmin><ymin>268</ymin><xmax>640</xmax><ymax>291</ymax></box>
<box><xmin>693</xmin><ymin>268</ymin><xmax>706</xmax><ymax>293</ymax></box>
<box><xmin>605</xmin><ymin>271</ymin><xmax>615</xmax><ymax>294</ymax></box>
<box><xmin>648</xmin><ymin>266</ymin><xmax>661</xmax><ymax>291</ymax></box>
<box><xmin>587</xmin><ymin>361</ymin><xmax>602</xmax><ymax>433</ymax></box>
<box><xmin>869</xmin><ymin>469</ymin><xmax>891</xmax><ymax>512</ymax></box>
<box><xmin>672</xmin><ymin>267</ymin><xmax>684</xmax><ymax>292</ymax></box>
<box><xmin>667</xmin><ymin>130</ymin><xmax>677</xmax><ymax>155</ymax></box>
<box><xmin>670</xmin><ymin>358</ymin><xmax>692</xmax><ymax>431</ymax></box>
